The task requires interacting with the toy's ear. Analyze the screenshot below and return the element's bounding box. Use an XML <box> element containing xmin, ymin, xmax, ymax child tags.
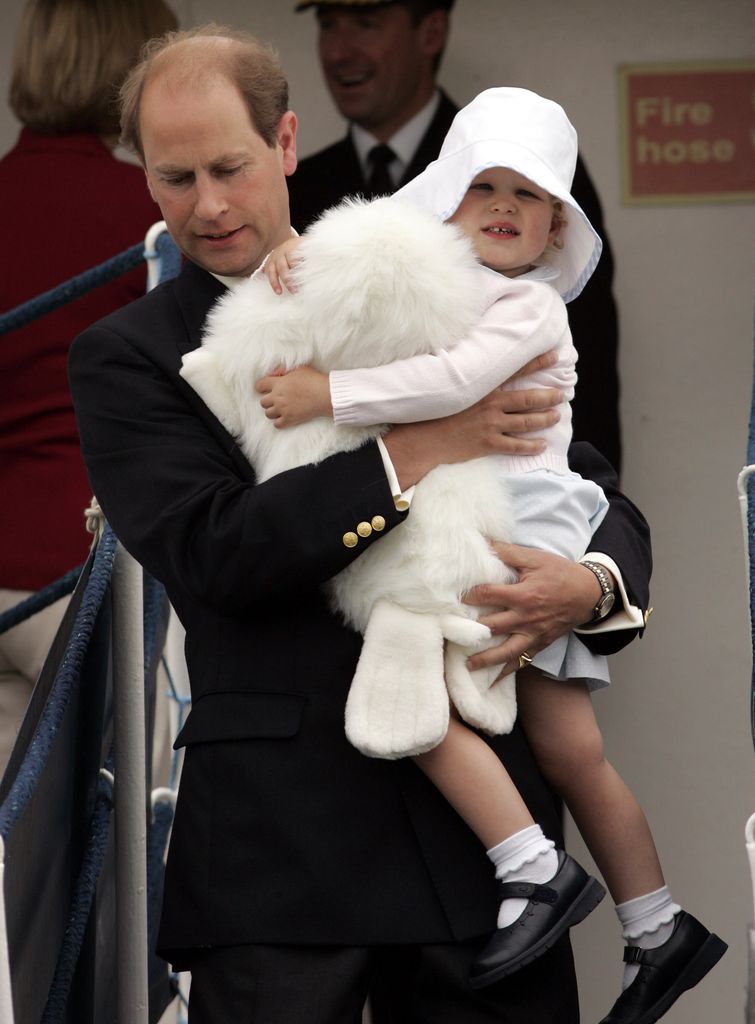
<box><xmin>180</xmin><ymin>349</ymin><xmax>243</xmax><ymax>438</ymax></box>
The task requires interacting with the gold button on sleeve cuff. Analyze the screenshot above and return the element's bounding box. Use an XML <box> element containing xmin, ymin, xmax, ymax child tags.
<box><xmin>371</xmin><ymin>515</ymin><xmax>386</xmax><ymax>532</ymax></box>
<box><xmin>357</xmin><ymin>521</ymin><xmax>372</xmax><ymax>538</ymax></box>
<box><xmin>342</xmin><ymin>531</ymin><xmax>358</xmax><ymax>548</ymax></box>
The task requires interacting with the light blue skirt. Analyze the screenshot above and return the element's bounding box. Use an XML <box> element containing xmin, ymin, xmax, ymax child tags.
<box><xmin>506</xmin><ymin>470</ymin><xmax>611</xmax><ymax>691</ymax></box>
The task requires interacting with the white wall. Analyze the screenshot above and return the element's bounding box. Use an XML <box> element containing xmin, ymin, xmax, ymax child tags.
<box><xmin>2</xmin><ymin>2</ymin><xmax>753</xmax><ymax>1021</ymax></box>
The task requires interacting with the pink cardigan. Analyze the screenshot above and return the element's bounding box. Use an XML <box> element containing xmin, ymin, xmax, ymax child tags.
<box><xmin>329</xmin><ymin>264</ymin><xmax>576</xmax><ymax>476</ymax></box>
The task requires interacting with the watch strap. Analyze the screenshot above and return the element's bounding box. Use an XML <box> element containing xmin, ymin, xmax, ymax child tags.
<box><xmin>580</xmin><ymin>560</ymin><xmax>615</xmax><ymax>623</ymax></box>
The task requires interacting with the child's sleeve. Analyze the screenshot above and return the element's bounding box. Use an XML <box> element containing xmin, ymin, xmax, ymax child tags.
<box><xmin>329</xmin><ymin>279</ymin><xmax>571</xmax><ymax>426</ymax></box>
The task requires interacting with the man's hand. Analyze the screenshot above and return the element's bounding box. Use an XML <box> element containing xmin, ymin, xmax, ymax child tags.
<box><xmin>463</xmin><ymin>543</ymin><xmax>605</xmax><ymax>677</ymax></box>
<box><xmin>383</xmin><ymin>350</ymin><xmax>563</xmax><ymax>490</ymax></box>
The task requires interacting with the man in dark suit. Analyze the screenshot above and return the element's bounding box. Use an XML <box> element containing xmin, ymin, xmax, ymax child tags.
<box><xmin>69</xmin><ymin>25</ymin><xmax>651</xmax><ymax>1024</ymax></box>
<box><xmin>290</xmin><ymin>0</ymin><xmax>622</xmax><ymax>473</ymax></box>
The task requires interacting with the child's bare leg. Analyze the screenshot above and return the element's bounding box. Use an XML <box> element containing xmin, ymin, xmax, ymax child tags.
<box><xmin>516</xmin><ymin>668</ymin><xmax>728</xmax><ymax>1010</ymax></box>
<box><xmin>416</xmin><ymin>714</ymin><xmax>555</xmax><ymax>928</ymax></box>
<box><xmin>516</xmin><ymin>667</ymin><xmax>663</xmax><ymax>904</ymax></box>
<box><xmin>517</xmin><ymin>667</ymin><xmax>688</xmax><ymax>989</ymax></box>
<box><xmin>415</xmin><ymin>712</ymin><xmax>604</xmax><ymax>987</ymax></box>
<box><xmin>414</xmin><ymin>713</ymin><xmax>533</xmax><ymax>847</ymax></box>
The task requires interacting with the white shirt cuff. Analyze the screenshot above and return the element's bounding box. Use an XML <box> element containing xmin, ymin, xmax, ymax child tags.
<box><xmin>376</xmin><ymin>436</ymin><xmax>414</xmax><ymax>512</ymax></box>
<box><xmin>573</xmin><ymin>552</ymin><xmax>646</xmax><ymax>634</ymax></box>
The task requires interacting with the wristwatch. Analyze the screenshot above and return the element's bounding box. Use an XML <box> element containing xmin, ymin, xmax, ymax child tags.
<box><xmin>580</xmin><ymin>560</ymin><xmax>615</xmax><ymax>623</ymax></box>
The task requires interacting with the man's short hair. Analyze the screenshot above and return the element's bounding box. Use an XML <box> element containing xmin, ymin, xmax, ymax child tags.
<box><xmin>402</xmin><ymin>0</ymin><xmax>456</xmax><ymax>21</ymax></box>
<box><xmin>9</xmin><ymin>0</ymin><xmax>177</xmax><ymax>135</ymax></box>
<box><xmin>119</xmin><ymin>23</ymin><xmax>289</xmax><ymax>160</ymax></box>
<box><xmin>296</xmin><ymin>0</ymin><xmax>455</xmax><ymax>20</ymax></box>
<box><xmin>299</xmin><ymin>1</ymin><xmax>454</xmax><ymax>70</ymax></box>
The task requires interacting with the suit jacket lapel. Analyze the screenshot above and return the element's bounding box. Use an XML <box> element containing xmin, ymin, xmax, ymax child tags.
<box><xmin>168</xmin><ymin>260</ymin><xmax>256</xmax><ymax>479</ymax></box>
<box><xmin>173</xmin><ymin>259</ymin><xmax>227</xmax><ymax>355</ymax></box>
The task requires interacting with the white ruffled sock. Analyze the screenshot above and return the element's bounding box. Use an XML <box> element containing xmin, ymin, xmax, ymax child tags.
<box><xmin>487</xmin><ymin>825</ymin><xmax>559</xmax><ymax>928</ymax></box>
<box><xmin>615</xmin><ymin>885</ymin><xmax>681</xmax><ymax>989</ymax></box>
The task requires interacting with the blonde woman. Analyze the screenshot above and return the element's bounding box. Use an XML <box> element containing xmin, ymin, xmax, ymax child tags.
<box><xmin>0</xmin><ymin>0</ymin><xmax>177</xmax><ymax>773</ymax></box>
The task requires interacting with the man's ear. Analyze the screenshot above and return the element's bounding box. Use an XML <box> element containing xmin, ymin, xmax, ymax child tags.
<box><xmin>277</xmin><ymin>110</ymin><xmax>298</xmax><ymax>177</ymax></box>
<box><xmin>418</xmin><ymin>10</ymin><xmax>450</xmax><ymax>61</ymax></box>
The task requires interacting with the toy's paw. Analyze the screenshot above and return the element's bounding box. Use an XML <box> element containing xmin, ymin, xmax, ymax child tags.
<box><xmin>445</xmin><ymin>642</ymin><xmax>517</xmax><ymax>736</ymax></box>
<box><xmin>179</xmin><ymin>346</ymin><xmax>217</xmax><ymax>387</ymax></box>
<box><xmin>180</xmin><ymin>349</ymin><xmax>242</xmax><ymax>435</ymax></box>
<box><xmin>346</xmin><ymin>600</ymin><xmax>449</xmax><ymax>758</ymax></box>
<box><xmin>439</xmin><ymin>614</ymin><xmax>491</xmax><ymax>648</ymax></box>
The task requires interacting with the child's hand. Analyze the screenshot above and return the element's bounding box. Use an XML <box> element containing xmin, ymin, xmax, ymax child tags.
<box><xmin>265</xmin><ymin>237</ymin><xmax>304</xmax><ymax>294</ymax></box>
<box><xmin>256</xmin><ymin>366</ymin><xmax>332</xmax><ymax>428</ymax></box>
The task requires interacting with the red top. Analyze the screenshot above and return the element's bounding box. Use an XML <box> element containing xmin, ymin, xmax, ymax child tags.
<box><xmin>0</xmin><ymin>129</ymin><xmax>162</xmax><ymax>589</ymax></box>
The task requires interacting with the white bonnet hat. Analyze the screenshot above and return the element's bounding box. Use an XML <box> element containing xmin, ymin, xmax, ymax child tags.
<box><xmin>394</xmin><ymin>87</ymin><xmax>602</xmax><ymax>302</ymax></box>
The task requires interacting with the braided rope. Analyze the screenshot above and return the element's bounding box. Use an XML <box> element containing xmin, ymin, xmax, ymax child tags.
<box><xmin>0</xmin><ymin>526</ymin><xmax>117</xmax><ymax>838</ymax></box>
<box><xmin>0</xmin><ymin>564</ymin><xmax>84</xmax><ymax>636</ymax></box>
<box><xmin>0</xmin><ymin>225</ymin><xmax>180</xmax><ymax>336</ymax></box>
<box><xmin>0</xmin><ymin>243</ymin><xmax>145</xmax><ymax>336</ymax></box>
<box><xmin>143</xmin><ymin>573</ymin><xmax>167</xmax><ymax>680</ymax></box>
<box><xmin>154</xmin><ymin>230</ymin><xmax>182</xmax><ymax>285</ymax></box>
<box><xmin>0</xmin><ymin>222</ymin><xmax>183</xmax><ymax>1020</ymax></box>
<box><xmin>148</xmin><ymin>793</ymin><xmax>176</xmax><ymax>941</ymax></box>
<box><xmin>40</xmin><ymin>772</ymin><xmax>114</xmax><ymax>1024</ymax></box>
<box><xmin>24</xmin><ymin>559</ymin><xmax>172</xmax><ymax>1020</ymax></box>
<box><xmin>162</xmin><ymin>655</ymin><xmax>191</xmax><ymax>792</ymax></box>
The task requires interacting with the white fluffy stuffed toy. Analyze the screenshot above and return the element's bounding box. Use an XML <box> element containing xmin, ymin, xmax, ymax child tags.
<box><xmin>180</xmin><ymin>196</ymin><xmax>518</xmax><ymax>758</ymax></box>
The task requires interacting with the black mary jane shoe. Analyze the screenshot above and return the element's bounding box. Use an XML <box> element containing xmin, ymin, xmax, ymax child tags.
<box><xmin>469</xmin><ymin>851</ymin><xmax>605</xmax><ymax>989</ymax></box>
<box><xmin>598</xmin><ymin>910</ymin><xmax>727</xmax><ymax>1023</ymax></box>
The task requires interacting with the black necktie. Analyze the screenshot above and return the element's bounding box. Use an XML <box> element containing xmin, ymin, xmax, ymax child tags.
<box><xmin>365</xmin><ymin>143</ymin><xmax>397</xmax><ymax>198</ymax></box>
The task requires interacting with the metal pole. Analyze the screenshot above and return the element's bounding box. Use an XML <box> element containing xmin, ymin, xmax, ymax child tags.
<box><xmin>0</xmin><ymin>838</ymin><xmax>14</xmax><ymax>1024</ymax></box>
<box><xmin>112</xmin><ymin>542</ymin><xmax>149</xmax><ymax>1024</ymax></box>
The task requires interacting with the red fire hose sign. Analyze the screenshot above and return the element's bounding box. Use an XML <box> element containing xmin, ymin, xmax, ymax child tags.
<box><xmin>619</xmin><ymin>61</ymin><xmax>755</xmax><ymax>203</ymax></box>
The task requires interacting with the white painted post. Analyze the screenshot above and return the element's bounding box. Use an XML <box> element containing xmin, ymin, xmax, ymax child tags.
<box><xmin>0</xmin><ymin>837</ymin><xmax>15</xmax><ymax>1024</ymax></box>
<box><xmin>111</xmin><ymin>542</ymin><xmax>149</xmax><ymax>1024</ymax></box>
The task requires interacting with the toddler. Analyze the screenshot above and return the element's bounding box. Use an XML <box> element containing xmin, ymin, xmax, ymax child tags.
<box><xmin>258</xmin><ymin>88</ymin><xmax>725</xmax><ymax>1020</ymax></box>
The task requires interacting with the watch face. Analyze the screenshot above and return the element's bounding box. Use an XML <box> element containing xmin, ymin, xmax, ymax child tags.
<box><xmin>596</xmin><ymin>591</ymin><xmax>615</xmax><ymax>618</ymax></box>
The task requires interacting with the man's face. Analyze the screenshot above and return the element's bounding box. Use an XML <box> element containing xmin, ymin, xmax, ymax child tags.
<box><xmin>317</xmin><ymin>4</ymin><xmax>445</xmax><ymax>139</ymax></box>
<box><xmin>140</xmin><ymin>74</ymin><xmax>297</xmax><ymax>278</ymax></box>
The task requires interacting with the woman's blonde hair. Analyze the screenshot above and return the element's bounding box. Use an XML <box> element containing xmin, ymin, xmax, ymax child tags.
<box><xmin>9</xmin><ymin>0</ymin><xmax>178</xmax><ymax>135</ymax></box>
<box><xmin>118</xmin><ymin>25</ymin><xmax>289</xmax><ymax>160</ymax></box>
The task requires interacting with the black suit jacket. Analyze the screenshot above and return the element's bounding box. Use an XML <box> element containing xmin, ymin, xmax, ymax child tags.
<box><xmin>288</xmin><ymin>90</ymin><xmax>622</xmax><ymax>473</ymax></box>
<box><xmin>68</xmin><ymin>259</ymin><xmax>648</xmax><ymax>971</ymax></box>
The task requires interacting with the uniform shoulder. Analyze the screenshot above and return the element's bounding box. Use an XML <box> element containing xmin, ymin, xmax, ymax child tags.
<box><xmin>294</xmin><ymin>136</ymin><xmax>354</xmax><ymax>177</ymax></box>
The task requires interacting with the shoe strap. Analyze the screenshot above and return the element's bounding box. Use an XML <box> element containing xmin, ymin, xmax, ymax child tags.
<box><xmin>622</xmin><ymin>912</ymin><xmax>689</xmax><ymax>966</ymax></box>
<box><xmin>623</xmin><ymin>945</ymin><xmax>660</xmax><ymax>966</ymax></box>
<box><xmin>497</xmin><ymin>880</ymin><xmax>558</xmax><ymax>905</ymax></box>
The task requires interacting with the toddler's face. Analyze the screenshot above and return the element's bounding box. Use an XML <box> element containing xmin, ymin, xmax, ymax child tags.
<box><xmin>448</xmin><ymin>167</ymin><xmax>560</xmax><ymax>278</ymax></box>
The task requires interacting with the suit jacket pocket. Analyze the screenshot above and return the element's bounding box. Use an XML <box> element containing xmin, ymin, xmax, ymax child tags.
<box><xmin>173</xmin><ymin>690</ymin><xmax>306</xmax><ymax>749</ymax></box>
